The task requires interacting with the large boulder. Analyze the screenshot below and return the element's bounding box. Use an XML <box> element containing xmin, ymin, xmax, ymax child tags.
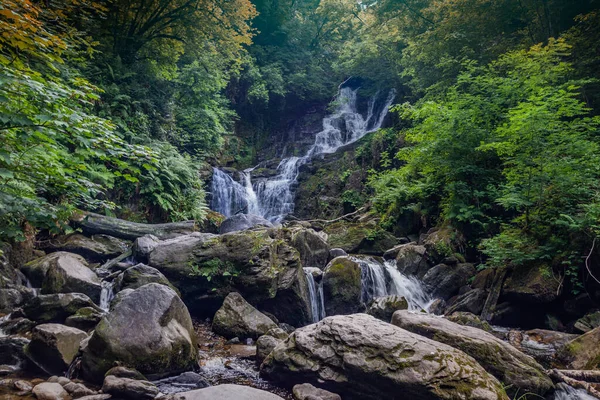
<box><xmin>41</xmin><ymin>234</ymin><xmax>129</xmax><ymax>262</ymax></box>
<box><xmin>261</xmin><ymin>314</ymin><xmax>508</xmax><ymax>400</ymax></box>
<box><xmin>40</xmin><ymin>252</ymin><xmax>102</xmax><ymax>303</ymax></box>
<box><xmin>114</xmin><ymin>263</ymin><xmax>177</xmax><ymax>293</ymax></box>
<box><xmin>147</xmin><ymin>230</ymin><xmax>311</xmax><ymax>326</ymax></box>
<box><xmin>323</xmin><ymin>221</ymin><xmax>398</xmax><ymax>255</ymax></box>
<box><xmin>502</xmin><ymin>263</ymin><xmax>559</xmax><ymax>304</ymax></box>
<box><xmin>219</xmin><ymin>214</ymin><xmax>274</xmax><ymax>234</ymax></box>
<box><xmin>25</xmin><ymin>323</ymin><xmax>88</xmax><ymax>375</ymax></box>
<box><xmin>21</xmin><ymin>252</ymin><xmax>65</xmax><ymax>287</ymax></box>
<box><xmin>422</xmin><ymin>263</ymin><xmax>476</xmax><ymax>299</ymax></box>
<box><xmin>256</xmin><ymin>328</ymin><xmax>289</xmax><ymax>364</ymax></box>
<box><xmin>321</xmin><ymin>256</ymin><xmax>362</xmax><ymax>316</ymax></box>
<box><xmin>556</xmin><ymin>326</ymin><xmax>600</xmax><ymax>370</ymax></box>
<box><xmin>212</xmin><ymin>292</ymin><xmax>277</xmax><ymax>340</ymax></box>
<box><xmin>291</xmin><ymin>229</ymin><xmax>330</xmax><ymax>270</ymax></box>
<box><xmin>23</xmin><ymin>293</ymin><xmax>101</xmax><ymax>323</ymax></box>
<box><xmin>445</xmin><ymin>288</ymin><xmax>487</xmax><ymax>315</ymax></box>
<box><xmin>32</xmin><ymin>382</ymin><xmax>70</xmax><ymax>400</ymax></box>
<box><xmin>391</xmin><ymin>311</ymin><xmax>553</xmax><ymax>396</ymax></box>
<box><xmin>81</xmin><ymin>283</ymin><xmax>197</xmax><ymax>382</ymax></box>
<box><xmin>391</xmin><ymin>243</ymin><xmax>430</xmax><ymax>278</ymax></box>
<box><xmin>64</xmin><ymin>306</ymin><xmax>103</xmax><ymax>331</ymax></box>
<box><xmin>165</xmin><ymin>384</ymin><xmax>284</xmax><ymax>400</ymax></box>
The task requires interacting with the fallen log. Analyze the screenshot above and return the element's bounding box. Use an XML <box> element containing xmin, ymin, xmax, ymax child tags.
<box><xmin>71</xmin><ymin>212</ymin><xmax>196</xmax><ymax>241</ymax></box>
<box><xmin>549</xmin><ymin>369</ymin><xmax>600</xmax><ymax>398</ymax></box>
<box><xmin>554</xmin><ymin>369</ymin><xmax>600</xmax><ymax>384</ymax></box>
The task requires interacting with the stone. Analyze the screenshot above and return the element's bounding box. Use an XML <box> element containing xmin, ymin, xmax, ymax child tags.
<box><xmin>14</xmin><ymin>380</ymin><xmax>33</xmax><ymax>392</ymax></box>
<box><xmin>393</xmin><ymin>244</ymin><xmax>429</xmax><ymax>278</ymax></box>
<box><xmin>422</xmin><ymin>263</ymin><xmax>476</xmax><ymax>299</ymax></box>
<box><xmin>391</xmin><ymin>310</ymin><xmax>553</xmax><ymax>397</ymax></box>
<box><xmin>62</xmin><ymin>381</ymin><xmax>95</xmax><ymax>397</ymax></box>
<box><xmin>291</xmin><ymin>229</ymin><xmax>330</xmax><ymax>270</ymax></box>
<box><xmin>446</xmin><ymin>312</ymin><xmax>491</xmax><ymax>332</ymax></box>
<box><xmin>114</xmin><ymin>263</ymin><xmax>177</xmax><ymax>293</ymax></box>
<box><xmin>165</xmin><ymin>384</ymin><xmax>285</xmax><ymax>400</ymax></box>
<box><xmin>32</xmin><ymin>382</ymin><xmax>70</xmax><ymax>400</ymax></box>
<box><xmin>502</xmin><ymin>263</ymin><xmax>560</xmax><ymax>304</ymax></box>
<box><xmin>328</xmin><ymin>248</ymin><xmax>347</xmax><ymax>258</ymax></box>
<box><xmin>574</xmin><ymin>311</ymin><xmax>600</xmax><ymax>333</ymax></box>
<box><xmin>23</xmin><ymin>293</ymin><xmax>100</xmax><ymax>323</ymax></box>
<box><xmin>64</xmin><ymin>307</ymin><xmax>103</xmax><ymax>331</ymax></box>
<box><xmin>102</xmin><ymin>375</ymin><xmax>159</xmax><ymax>400</ymax></box>
<box><xmin>81</xmin><ymin>283</ymin><xmax>197</xmax><ymax>382</ymax></box>
<box><xmin>39</xmin><ymin>252</ymin><xmax>102</xmax><ymax>303</ymax></box>
<box><xmin>153</xmin><ymin>372</ymin><xmax>210</xmax><ymax>394</ymax></box>
<box><xmin>292</xmin><ymin>383</ymin><xmax>341</xmax><ymax>400</ymax></box>
<box><xmin>507</xmin><ymin>329</ymin><xmax>578</xmax><ymax>366</ymax></box>
<box><xmin>0</xmin><ymin>316</ymin><xmax>35</xmax><ymax>335</ymax></box>
<box><xmin>219</xmin><ymin>214</ymin><xmax>274</xmax><ymax>234</ymax></box>
<box><xmin>472</xmin><ymin>269</ymin><xmax>496</xmax><ymax>290</ymax></box>
<box><xmin>421</xmin><ymin>227</ymin><xmax>461</xmax><ymax>265</ymax></box>
<box><xmin>41</xmin><ymin>234</ymin><xmax>129</xmax><ymax>262</ymax></box>
<box><xmin>0</xmin><ymin>287</ymin><xmax>34</xmax><ymax>313</ymax></box>
<box><xmin>212</xmin><ymin>292</ymin><xmax>277</xmax><ymax>340</ymax></box>
<box><xmin>256</xmin><ymin>328</ymin><xmax>289</xmax><ymax>364</ymax></box>
<box><xmin>428</xmin><ymin>298</ymin><xmax>446</xmax><ymax>315</ymax></box>
<box><xmin>261</xmin><ymin>314</ymin><xmax>508</xmax><ymax>400</ymax></box>
<box><xmin>0</xmin><ymin>337</ymin><xmax>30</xmax><ymax>370</ymax></box>
<box><xmin>366</xmin><ymin>295</ymin><xmax>408</xmax><ymax>322</ymax></box>
<box><xmin>77</xmin><ymin>395</ymin><xmax>111</xmax><ymax>400</ymax></box>
<box><xmin>321</xmin><ymin>256</ymin><xmax>362</xmax><ymax>316</ymax></box>
<box><xmin>556</xmin><ymin>325</ymin><xmax>600</xmax><ymax>370</ymax></box>
<box><xmin>132</xmin><ymin>235</ymin><xmax>160</xmax><ymax>264</ymax></box>
<box><xmin>323</xmin><ymin>221</ymin><xmax>398</xmax><ymax>255</ymax></box>
<box><xmin>444</xmin><ymin>288</ymin><xmax>487</xmax><ymax>315</ymax></box>
<box><xmin>25</xmin><ymin>323</ymin><xmax>88</xmax><ymax>375</ymax></box>
<box><xmin>105</xmin><ymin>366</ymin><xmax>147</xmax><ymax>380</ymax></box>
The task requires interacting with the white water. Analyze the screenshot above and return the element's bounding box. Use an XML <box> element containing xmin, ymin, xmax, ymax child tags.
<box><xmin>304</xmin><ymin>268</ymin><xmax>326</xmax><ymax>323</ymax></box>
<box><xmin>0</xmin><ymin>313</ymin><xmax>11</xmax><ymax>337</ymax></box>
<box><xmin>211</xmin><ymin>86</ymin><xmax>396</xmax><ymax>222</ymax></box>
<box><xmin>357</xmin><ymin>257</ymin><xmax>433</xmax><ymax>311</ymax></box>
<box><xmin>553</xmin><ymin>383</ymin><xmax>597</xmax><ymax>400</ymax></box>
<box><xmin>99</xmin><ymin>280</ymin><xmax>115</xmax><ymax>311</ymax></box>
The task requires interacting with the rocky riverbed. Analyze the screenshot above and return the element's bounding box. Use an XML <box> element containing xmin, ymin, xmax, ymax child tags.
<box><xmin>0</xmin><ymin>212</ymin><xmax>599</xmax><ymax>399</ymax></box>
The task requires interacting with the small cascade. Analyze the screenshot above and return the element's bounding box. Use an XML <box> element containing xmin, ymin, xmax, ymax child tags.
<box><xmin>210</xmin><ymin>86</ymin><xmax>396</xmax><ymax>222</ymax></box>
<box><xmin>99</xmin><ymin>280</ymin><xmax>115</xmax><ymax>311</ymax></box>
<box><xmin>356</xmin><ymin>257</ymin><xmax>433</xmax><ymax>311</ymax></box>
<box><xmin>25</xmin><ymin>278</ymin><xmax>40</xmax><ymax>297</ymax></box>
<box><xmin>553</xmin><ymin>383</ymin><xmax>597</xmax><ymax>400</ymax></box>
<box><xmin>0</xmin><ymin>313</ymin><xmax>11</xmax><ymax>337</ymax></box>
<box><xmin>304</xmin><ymin>268</ymin><xmax>325</xmax><ymax>323</ymax></box>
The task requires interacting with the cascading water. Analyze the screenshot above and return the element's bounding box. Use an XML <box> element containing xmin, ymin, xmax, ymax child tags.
<box><xmin>0</xmin><ymin>313</ymin><xmax>11</xmax><ymax>337</ymax></box>
<box><xmin>100</xmin><ymin>280</ymin><xmax>115</xmax><ymax>311</ymax></box>
<box><xmin>303</xmin><ymin>268</ymin><xmax>326</xmax><ymax>323</ymax></box>
<box><xmin>553</xmin><ymin>383</ymin><xmax>597</xmax><ymax>400</ymax></box>
<box><xmin>211</xmin><ymin>86</ymin><xmax>396</xmax><ymax>222</ymax></box>
<box><xmin>356</xmin><ymin>256</ymin><xmax>433</xmax><ymax>311</ymax></box>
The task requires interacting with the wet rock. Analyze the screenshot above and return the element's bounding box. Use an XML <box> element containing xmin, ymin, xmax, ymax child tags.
<box><xmin>292</xmin><ymin>383</ymin><xmax>341</xmax><ymax>400</ymax></box>
<box><xmin>25</xmin><ymin>323</ymin><xmax>88</xmax><ymax>375</ymax></box>
<box><xmin>393</xmin><ymin>244</ymin><xmax>429</xmax><ymax>278</ymax></box>
<box><xmin>446</xmin><ymin>312</ymin><xmax>492</xmax><ymax>332</ymax></box>
<box><xmin>132</xmin><ymin>235</ymin><xmax>160</xmax><ymax>263</ymax></box>
<box><xmin>62</xmin><ymin>381</ymin><xmax>96</xmax><ymax>398</ymax></box>
<box><xmin>323</xmin><ymin>221</ymin><xmax>398</xmax><ymax>255</ymax></box>
<box><xmin>76</xmin><ymin>395</ymin><xmax>111</xmax><ymax>400</ymax></box>
<box><xmin>32</xmin><ymin>382</ymin><xmax>70</xmax><ymax>400</ymax></box>
<box><xmin>0</xmin><ymin>337</ymin><xmax>30</xmax><ymax>371</ymax></box>
<box><xmin>574</xmin><ymin>311</ymin><xmax>600</xmax><ymax>333</ymax></box>
<box><xmin>391</xmin><ymin>310</ymin><xmax>553</xmax><ymax>397</ymax></box>
<box><xmin>366</xmin><ymin>295</ymin><xmax>408</xmax><ymax>322</ymax></box>
<box><xmin>556</xmin><ymin>325</ymin><xmax>600</xmax><ymax>369</ymax></box>
<box><xmin>165</xmin><ymin>384</ymin><xmax>285</xmax><ymax>400</ymax></box>
<box><xmin>219</xmin><ymin>214</ymin><xmax>274</xmax><ymax>234</ymax></box>
<box><xmin>328</xmin><ymin>248</ymin><xmax>347</xmax><ymax>258</ymax></box>
<box><xmin>428</xmin><ymin>298</ymin><xmax>446</xmax><ymax>315</ymax></box>
<box><xmin>81</xmin><ymin>283</ymin><xmax>197</xmax><ymax>382</ymax></box>
<box><xmin>105</xmin><ymin>366</ymin><xmax>147</xmax><ymax>380</ymax></box>
<box><xmin>502</xmin><ymin>263</ymin><xmax>559</xmax><ymax>304</ymax></box>
<box><xmin>0</xmin><ymin>316</ymin><xmax>35</xmax><ymax>335</ymax></box>
<box><xmin>507</xmin><ymin>329</ymin><xmax>578</xmax><ymax>366</ymax></box>
<box><xmin>102</xmin><ymin>375</ymin><xmax>159</xmax><ymax>400</ymax></box>
<box><xmin>261</xmin><ymin>314</ymin><xmax>508</xmax><ymax>400</ymax></box>
<box><xmin>256</xmin><ymin>328</ymin><xmax>289</xmax><ymax>364</ymax></box>
<box><xmin>422</xmin><ymin>263</ymin><xmax>476</xmax><ymax>300</ymax></box>
<box><xmin>154</xmin><ymin>372</ymin><xmax>210</xmax><ymax>394</ymax></box>
<box><xmin>0</xmin><ymin>287</ymin><xmax>35</xmax><ymax>313</ymax></box>
<box><xmin>322</xmin><ymin>257</ymin><xmax>362</xmax><ymax>316</ymax></box>
<box><xmin>39</xmin><ymin>252</ymin><xmax>102</xmax><ymax>303</ymax></box>
<box><xmin>65</xmin><ymin>307</ymin><xmax>103</xmax><ymax>331</ymax></box>
<box><xmin>444</xmin><ymin>288</ymin><xmax>487</xmax><ymax>315</ymax></box>
<box><xmin>212</xmin><ymin>292</ymin><xmax>277</xmax><ymax>340</ymax></box>
<box><xmin>41</xmin><ymin>234</ymin><xmax>129</xmax><ymax>262</ymax></box>
<box><xmin>114</xmin><ymin>263</ymin><xmax>177</xmax><ymax>293</ymax></box>
<box><xmin>14</xmin><ymin>379</ymin><xmax>33</xmax><ymax>393</ymax></box>
<box><xmin>291</xmin><ymin>229</ymin><xmax>330</xmax><ymax>270</ymax></box>
<box><xmin>24</xmin><ymin>293</ymin><xmax>100</xmax><ymax>324</ymax></box>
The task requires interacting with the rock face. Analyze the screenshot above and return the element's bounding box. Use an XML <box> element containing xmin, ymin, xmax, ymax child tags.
<box><xmin>212</xmin><ymin>292</ymin><xmax>277</xmax><ymax>340</ymax></box>
<box><xmin>115</xmin><ymin>263</ymin><xmax>176</xmax><ymax>293</ymax></box>
<box><xmin>166</xmin><ymin>384</ymin><xmax>285</xmax><ymax>400</ymax></box>
<box><xmin>366</xmin><ymin>295</ymin><xmax>408</xmax><ymax>322</ymax></box>
<box><xmin>261</xmin><ymin>314</ymin><xmax>508</xmax><ymax>400</ymax></box>
<box><xmin>556</xmin><ymin>326</ymin><xmax>600</xmax><ymax>370</ymax></box>
<box><xmin>41</xmin><ymin>234</ymin><xmax>129</xmax><ymax>262</ymax></box>
<box><xmin>422</xmin><ymin>263</ymin><xmax>476</xmax><ymax>299</ymax></box>
<box><xmin>25</xmin><ymin>323</ymin><xmax>88</xmax><ymax>375</ymax></box>
<box><xmin>40</xmin><ymin>252</ymin><xmax>102</xmax><ymax>303</ymax></box>
<box><xmin>147</xmin><ymin>230</ymin><xmax>311</xmax><ymax>326</ymax></box>
<box><xmin>219</xmin><ymin>214</ymin><xmax>274</xmax><ymax>234</ymax></box>
<box><xmin>81</xmin><ymin>283</ymin><xmax>197</xmax><ymax>382</ymax></box>
<box><xmin>323</xmin><ymin>221</ymin><xmax>398</xmax><ymax>255</ymax></box>
<box><xmin>24</xmin><ymin>293</ymin><xmax>100</xmax><ymax>323</ymax></box>
<box><xmin>391</xmin><ymin>311</ymin><xmax>553</xmax><ymax>396</ymax></box>
<box><xmin>321</xmin><ymin>257</ymin><xmax>362</xmax><ymax>316</ymax></box>
<box><xmin>502</xmin><ymin>263</ymin><xmax>559</xmax><ymax>304</ymax></box>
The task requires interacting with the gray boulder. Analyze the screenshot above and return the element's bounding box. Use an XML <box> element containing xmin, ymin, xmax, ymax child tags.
<box><xmin>115</xmin><ymin>263</ymin><xmax>177</xmax><ymax>293</ymax></box>
<box><xmin>292</xmin><ymin>383</ymin><xmax>341</xmax><ymax>400</ymax></box>
<box><xmin>219</xmin><ymin>214</ymin><xmax>274</xmax><ymax>234</ymax></box>
<box><xmin>291</xmin><ymin>229</ymin><xmax>330</xmax><ymax>270</ymax></box>
<box><xmin>393</xmin><ymin>243</ymin><xmax>430</xmax><ymax>278</ymax></box>
<box><xmin>321</xmin><ymin>256</ymin><xmax>363</xmax><ymax>316</ymax></box>
<box><xmin>256</xmin><ymin>328</ymin><xmax>289</xmax><ymax>364</ymax></box>
<box><xmin>102</xmin><ymin>375</ymin><xmax>159</xmax><ymax>400</ymax></box>
<box><xmin>38</xmin><ymin>252</ymin><xmax>102</xmax><ymax>303</ymax></box>
<box><xmin>132</xmin><ymin>234</ymin><xmax>160</xmax><ymax>263</ymax></box>
<box><xmin>0</xmin><ymin>286</ymin><xmax>35</xmax><ymax>313</ymax></box>
<box><xmin>165</xmin><ymin>384</ymin><xmax>285</xmax><ymax>400</ymax></box>
<box><xmin>212</xmin><ymin>292</ymin><xmax>277</xmax><ymax>340</ymax></box>
<box><xmin>422</xmin><ymin>263</ymin><xmax>476</xmax><ymax>299</ymax></box>
<box><xmin>366</xmin><ymin>295</ymin><xmax>408</xmax><ymax>322</ymax></box>
<box><xmin>81</xmin><ymin>283</ymin><xmax>197</xmax><ymax>382</ymax></box>
<box><xmin>23</xmin><ymin>293</ymin><xmax>101</xmax><ymax>323</ymax></box>
<box><xmin>32</xmin><ymin>382</ymin><xmax>70</xmax><ymax>400</ymax></box>
<box><xmin>25</xmin><ymin>323</ymin><xmax>88</xmax><ymax>375</ymax></box>
<box><xmin>391</xmin><ymin>310</ymin><xmax>553</xmax><ymax>396</ymax></box>
<box><xmin>64</xmin><ymin>306</ymin><xmax>103</xmax><ymax>331</ymax></box>
<box><xmin>261</xmin><ymin>314</ymin><xmax>508</xmax><ymax>400</ymax></box>
<box><xmin>445</xmin><ymin>288</ymin><xmax>487</xmax><ymax>315</ymax></box>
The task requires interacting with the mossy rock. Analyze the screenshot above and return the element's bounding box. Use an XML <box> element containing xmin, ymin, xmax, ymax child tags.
<box><xmin>502</xmin><ymin>262</ymin><xmax>559</xmax><ymax>304</ymax></box>
<box><xmin>556</xmin><ymin>326</ymin><xmax>600</xmax><ymax>369</ymax></box>
<box><xmin>324</xmin><ymin>221</ymin><xmax>398</xmax><ymax>255</ymax></box>
<box><xmin>322</xmin><ymin>257</ymin><xmax>362</xmax><ymax>316</ymax></box>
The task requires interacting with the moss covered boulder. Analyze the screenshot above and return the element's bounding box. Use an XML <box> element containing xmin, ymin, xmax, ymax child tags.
<box><xmin>114</xmin><ymin>263</ymin><xmax>178</xmax><ymax>294</ymax></box>
<box><xmin>322</xmin><ymin>256</ymin><xmax>362</xmax><ymax>316</ymax></box>
<box><xmin>25</xmin><ymin>323</ymin><xmax>88</xmax><ymax>375</ymax></box>
<box><xmin>40</xmin><ymin>252</ymin><xmax>102</xmax><ymax>303</ymax></box>
<box><xmin>23</xmin><ymin>293</ymin><xmax>100</xmax><ymax>323</ymax></box>
<box><xmin>502</xmin><ymin>263</ymin><xmax>559</xmax><ymax>304</ymax></box>
<box><xmin>81</xmin><ymin>283</ymin><xmax>198</xmax><ymax>382</ymax></box>
<box><xmin>556</xmin><ymin>326</ymin><xmax>600</xmax><ymax>369</ymax></box>
<box><xmin>212</xmin><ymin>292</ymin><xmax>277</xmax><ymax>340</ymax></box>
<box><xmin>261</xmin><ymin>314</ymin><xmax>508</xmax><ymax>400</ymax></box>
<box><xmin>323</xmin><ymin>221</ymin><xmax>398</xmax><ymax>255</ymax></box>
<box><xmin>391</xmin><ymin>310</ymin><xmax>553</xmax><ymax>397</ymax></box>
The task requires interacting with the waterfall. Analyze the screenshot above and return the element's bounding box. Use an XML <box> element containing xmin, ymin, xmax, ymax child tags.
<box><xmin>356</xmin><ymin>257</ymin><xmax>433</xmax><ymax>311</ymax></box>
<box><xmin>100</xmin><ymin>280</ymin><xmax>115</xmax><ymax>311</ymax></box>
<box><xmin>211</xmin><ymin>86</ymin><xmax>396</xmax><ymax>222</ymax></box>
<box><xmin>304</xmin><ymin>268</ymin><xmax>325</xmax><ymax>323</ymax></box>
